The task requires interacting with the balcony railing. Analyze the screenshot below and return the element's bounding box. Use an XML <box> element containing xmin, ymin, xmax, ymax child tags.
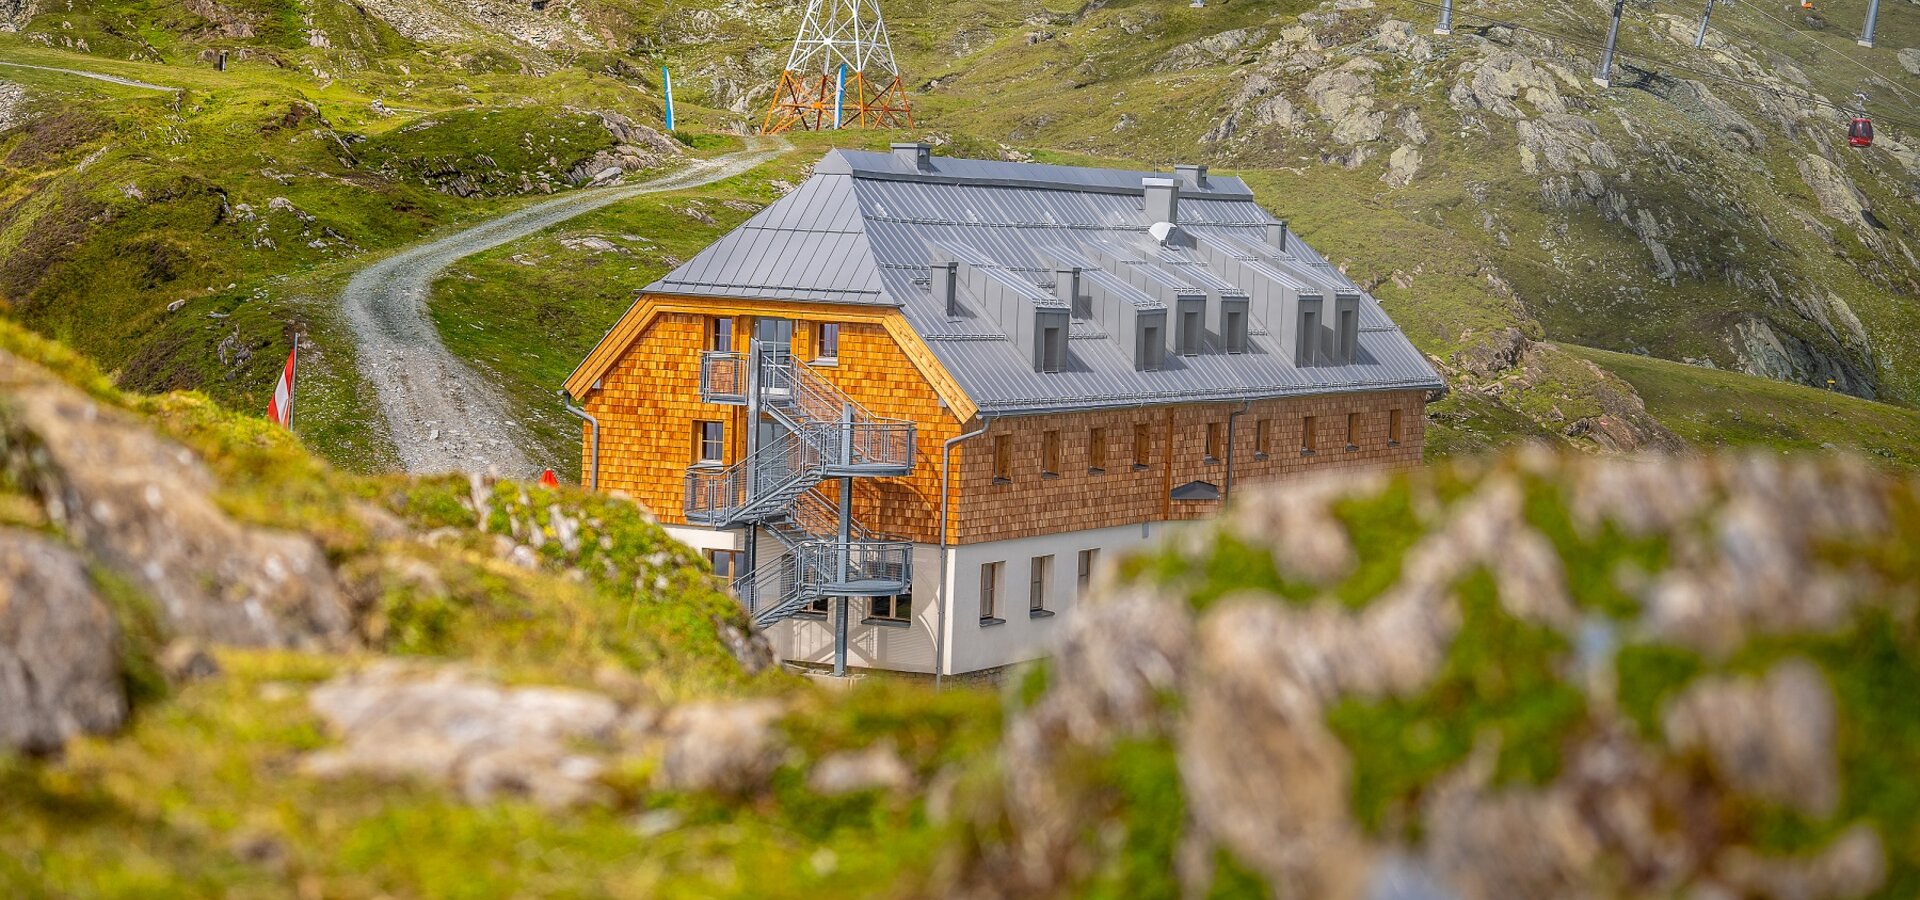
<box><xmin>699</xmin><ymin>351</ymin><xmax>748</xmax><ymax>404</ymax></box>
<box><xmin>797</xmin><ymin>539</ymin><xmax>914</xmax><ymax>595</ymax></box>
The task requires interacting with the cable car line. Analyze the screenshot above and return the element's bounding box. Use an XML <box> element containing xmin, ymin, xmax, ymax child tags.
<box><xmin>1395</xmin><ymin>0</ymin><xmax>1919</xmax><ymax>133</ymax></box>
<box><xmin>1719</xmin><ymin>0</ymin><xmax>1920</xmax><ymax>105</ymax></box>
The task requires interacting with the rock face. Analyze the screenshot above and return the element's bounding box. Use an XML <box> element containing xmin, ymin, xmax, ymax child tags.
<box><xmin>303</xmin><ymin>663</ymin><xmax>623</xmax><ymax>809</ymax></box>
<box><xmin>947</xmin><ymin>451</ymin><xmax>1920</xmax><ymax>898</ymax></box>
<box><xmin>0</xmin><ymin>346</ymin><xmax>354</xmax><ymax>651</ymax></box>
<box><xmin>0</xmin><ymin>529</ymin><xmax>127</xmax><ymax>754</ymax></box>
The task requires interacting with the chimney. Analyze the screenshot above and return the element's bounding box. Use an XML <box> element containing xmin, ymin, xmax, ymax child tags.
<box><xmin>931</xmin><ymin>262</ymin><xmax>959</xmax><ymax>315</ymax></box>
<box><xmin>1173</xmin><ymin>164</ymin><xmax>1208</xmax><ymax>189</ymax></box>
<box><xmin>1054</xmin><ymin>266</ymin><xmax>1088</xmax><ymax>317</ymax></box>
<box><xmin>1143</xmin><ymin>176</ymin><xmax>1180</xmax><ymax>226</ymax></box>
<box><xmin>1266</xmin><ymin>220</ymin><xmax>1289</xmax><ymax>253</ymax></box>
<box><xmin>892</xmin><ymin>142</ymin><xmax>932</xmax><ymax>172</ymax></box>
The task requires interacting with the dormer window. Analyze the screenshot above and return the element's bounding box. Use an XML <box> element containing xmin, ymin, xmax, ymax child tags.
<box><xmin>1040</xmin><ymin>323</ymin><xmax>1065</xmax><ymax>373</ymax></box>
<box><xmin>1223</xmin><ymin>307</ymin><xmax>1248</xmax><ymax>354</ymax></box>
<box><xmin>1177</xmin><ymin>299</ymin><xmax>1204</xmax><ymax>357</ymax></box>
<box><xmin>1136</xmin><ymin>315</ymin><xmax>1166</xmax><ymax>372</ymax></box>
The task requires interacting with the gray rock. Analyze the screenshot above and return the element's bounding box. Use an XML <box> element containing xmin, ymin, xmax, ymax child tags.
<box><xmin>808</xmin><ymin>741</ymin><xmax>914</xmax><ymax>795</ymax></box>
<box><xmin>1899</xmin><ymin>48</ymin><xmax>1920</xmax><ymax>77</ymax></box>
<box><xmin>649</xmin><ymin>699</ymin><xmax>786</xmax><ymax>793</ymax></box>
<box><xmin>302</xmin><ymin>663</ymin><xmax>621</xmax><ymax>809</ymax></box>
<box><xmin>1383</xmin><ymin>145</ymin><xmax>1422</xmax><ymax>187</ymax></box>
<box><xmin>1153</xmin><ymin>27</ymin><xmax>1268</xmax><ymax>72</ymax></box>
<box><xmin>0</xmin><ymin>349</ymin><xmax>352</xmax><ymax>651</ymax></box>
<box><xmin>0</xmin><ymin>529</ymin><xmax>126</xmax><ymax>754</ymax></box>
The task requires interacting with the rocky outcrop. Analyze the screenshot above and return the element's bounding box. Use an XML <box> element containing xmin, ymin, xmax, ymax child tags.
<box><xmin>0</xmin><ymin>0</ymin><xmax>32</xmax><ymax>31</ymax></box>
<box><xmin>563</xmin><ymin>111</ymin><xmax>683</xmax><ymax>186</ymax></box>
<box><xmin>0</xmin><ymin>345</ymin><xmax>354</xmax><ymax>651</ymax></box>
<box><xmin>1797</xmin><ymin>154</ymin><xmax>1873</xmax><ymax>227</ymax></box>
<box><xmin>1732</xmin><ymin>316</ymin><xmax>1877</xmax><ymax>398</ymax></box>
<box><xmin>1306</xmin><ymin>58</ymin><xmax>1388</xmax><ymax>145</ymax></box>
<box><xmin>1446</xmin><ymin>329</ymin><xmax>1687</xmax><ymax>454</ymax></box>
<box><xmin>0</xmin><ymin>529</ymin><xmax>127</xmax><ymax>754</ymax></box>
<box><xmin>1152</xmin><ymin>27</ymin><xmax>1266</xmax><ymax>72</ymax></box>
<box><xmin>947</xmin><ymin>450</ymin><xmax>1920</xmax><ymax>898</ymax></box>
<box><xmin>1898</xmin><ymin>48</ymin><xmax>1920</xmax><ymax>77</ymax></box>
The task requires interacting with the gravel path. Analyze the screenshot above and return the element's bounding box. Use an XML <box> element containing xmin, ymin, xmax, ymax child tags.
<box><xmin>341</xmin><ymin>137</ymin><xmax>788</xmax><ymax>477</ymax></box>
<box><xmin>0</xmin><ymin>60</ymin><xmax>179</xmax><ymax>92</ymax></box>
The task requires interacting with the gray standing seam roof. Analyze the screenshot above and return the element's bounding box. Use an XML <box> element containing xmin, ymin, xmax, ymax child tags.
<box><xmin>636</xmin><ymin>149</ymin><xmax>1443</xmax><ymax>416</ymax></box>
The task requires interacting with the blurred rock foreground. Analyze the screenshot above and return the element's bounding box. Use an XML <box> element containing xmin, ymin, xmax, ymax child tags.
<box><xmin>6</xmin><ymin>324</ymin><xmax>1920</xmax><ymax>896</ymax></box>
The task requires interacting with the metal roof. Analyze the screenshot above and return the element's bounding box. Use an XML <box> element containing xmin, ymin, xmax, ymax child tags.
<box><xmin>640</xmin><ymin>148</ymin><xmax>1443</xmax><ymax>415</ymax></box>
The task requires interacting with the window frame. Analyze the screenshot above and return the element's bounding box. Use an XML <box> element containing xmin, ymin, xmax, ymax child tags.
<box><xmin>980</xmin><ymin>562</ymin><xmax>1003</xmax><ymax>624</ymax></box>
<box><xmin>1388</xmin><ymin>408</ymin><xmax>1404</xmax><ymax>446</ymax></box>
<box><xmin>1041</xmin><ymin>430</ymin><xmax>1062</xmax><ymax>477</ymax></box>
<box><xmin>694</xmin><ymin>420</ymin><xmax>726</xmax><ymax>465</ymax></box>
<box><xmin>1346</xmin><ymin>411</ymin><xmax>1360</xmax><ymax>451</ymax></box>
<box><xmin>1204</xmin><ymin>421</ymin><xmax>1224</xmax><ymax>464</ymax></box>
<box><xmin>1132</xmin><ymin>423</ymin><xmax>1153</xmax><ymax>470</ymax></box>
<box><xmin>1030</xmin><ymin>554</ymin><xmax>1053</xmax><ymax>615</ymax></box>
<box><xmin>813</xmin><ymin>322</ymin><xmax>840</xmax><ymax>363</ymax></box>
<box><xmin>1077</xmin><ymin>548</ymin><xmax>1098</xmax><ymax>597</ymax></box>
<box><xmin>1088</xmin><ymin>426</ymin><xmax>1107</xmax><ymax>473</ymax></box>
<box><xmin>1301</xmin><ymin>415</ymin><xmax>1318</xmax><ymax>455</ymax></box>
<box><xmin>992</xmin><ymin>434</ymin><xmax>1013</xmax><ymax>484</ymax></box>
<box><xmin>868</xmin><ymin>593</ymin><xmax>912</xmax><ymax>625</ymax></box>
<box><xmin>709</xmin><ymin>316</ymin><xmax>735</xmax><ymax>353</ymax></box>
<box><xmin>706</xmin><ymin>548</ymin><xmax>743</xmax><ymax>585</ymax></box>
<box><xmin>1255</xmin><ymin>418</ymin><xmax>1272</xmax><ymax>459</ymax></box>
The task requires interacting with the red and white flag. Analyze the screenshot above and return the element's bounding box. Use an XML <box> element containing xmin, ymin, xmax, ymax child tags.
<box><xmin>266</xmin><ymin>343</ymin><xmax>297</xmax><ymax>428</ymax></box>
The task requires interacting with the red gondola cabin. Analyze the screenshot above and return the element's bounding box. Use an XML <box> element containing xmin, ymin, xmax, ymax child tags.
<box><xmin>1849</xmin><ymin>117</ymin><xmax>1874</xmax><ymax>148</ymax></box>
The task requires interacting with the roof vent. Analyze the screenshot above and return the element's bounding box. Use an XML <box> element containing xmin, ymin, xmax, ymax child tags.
<box><xmin>1143</xmin><ymin>177</ymin><xmax>1179</xmax><ymax>227</ymax></box>
<box><xmin>892</xmin><ymin>142</ymin><xmax>932</xmax><ymax>172</ymax></box>
<box><xmin>1173</xmin><ymin>164</ymin><xmax>1208</xmax><ymax>189</ymax></box>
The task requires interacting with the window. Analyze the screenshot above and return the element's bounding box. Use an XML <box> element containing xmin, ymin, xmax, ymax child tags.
<box><xmin>1255</xmin><ymin>419</ymin><xmax>1272</xmax><ymax>458</ymax></box>
<box><xmin>1180</xmin><ymin>308</ymin><xmax>1203</xmax><ymax>356</ymax></box>
<box><xmin>1077</xmin><ymin>549</ymin><xmax>1098</xmax><ymax>596</ymax></box>
<box><xmin>1030</xmin><ymin>555</ymin><xmax>1052</xmax><ymax>614</ymax></box>
<box><xmin>1337</xmin><ymin>308</ymin><xmax>1358</xmax><ymax>363</ymax></box>
<box><xmin>1140</xmin><ymin>323</ymin><xmax>1163</xmax><ymax>371</ymax></box>
<box><xmin>993</xmin><ymin>434</ymin><xmax>1013</xmax><ymax>483</ymax></box>
<box><xmin>1088</xmin><ymin>427</ymin><xmax>1107</xmax><ymax>473</ymax></box>
<box><xmin>1300</xmin><ymin>308</ymin><xmax>1320</xmax><ymax>366</ymax></box>
<box><xmin>694</xmin><ymin>420</ymin><xmax>725</xmax><ymax>464</ymax></box>
<box><xmin>1133</xmin><ymin>423</ymin><xmax>1153</xmax><ymax>469</ymax></box>
<box><xmin>1301</xmin><ymin>415</ymin><xmax>1318</xmax><ymax>454</ymax></box>
<box><xmin>1205</xmin><ymin>422</ymin><xmax>1224</xmax><ymax>463</ymax></box>
<box><xmin>1041</xmin><ymin>430</ymin><xmax>1061</xmax><ymax>476</ymax></box>
<box><xmin>814</xmin><ymin>322</ymin><xmax>840</xmax><ymax>361</ymax></box>
<box><xmin>1224</xmin><ymin>308</ymin><xmax>1248</xmax><ymax>354</ymax></box>
<box><xmin>1040</xmin><ymin>325</ymin><xmax>1064</xmax><ymax>373</ymax></box>
<box><xmin>870</xmin><ymin>593</ymin><xmax>911</xmax><ymax>623</ymax></box>
<box><xmin>709</xmin><ymin>317</ymin><xmax>734</xmax><ymax>352</ymax></box>
<box><xmin>706</xmin><ymin>549</ymin><xmax>743</xmax><ymax>584</ymax></box>
<box><xmin>1346</xmin><ymin>412</ymin><xmax>1359</xmax><ymax>450</ymax></box>
<box><xmin>803</xmin><ymin>596</ymin><xmax>829</xmax><ymax>616</ymax></box>
<box><xmin>980</xmin><ymin>562</ymin><xmax>1002</xmax><ymax>623</ymax></box>
<box><xmin>1389</xmin><ymin>408</ymin><xmax>1404</xmax><ymax>445</ymax></box>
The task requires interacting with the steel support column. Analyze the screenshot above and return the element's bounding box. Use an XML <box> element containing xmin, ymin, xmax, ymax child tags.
<box><xmin>1695</xmin><ymin>0</ymin><xmax>1716</xmax><ymax>49</ymax></box>
<box><xmin>1595</xmin><ymin>0</ymin><xmax>1626</xmax><ymax>87</ymax></box>
<box><xmin>1435</xmin><ymin>0</ymin><xmax>1453</xmax><ymax>35</ymax></box>
<box><xmin>1859</xmin><ymin>0</ymin><xmax>1880</xmax><ymax>47</ymax></box>
<box><xmin>832</xmin><ymin>403</ymin><xmax>854</xmax><ymax>678</ymax></box>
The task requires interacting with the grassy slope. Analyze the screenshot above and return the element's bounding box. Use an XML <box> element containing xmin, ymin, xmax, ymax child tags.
<box><xmin>0</xmin><ymin>317</ymin><xmax>1003</xmax><ymax>899</ymax></box>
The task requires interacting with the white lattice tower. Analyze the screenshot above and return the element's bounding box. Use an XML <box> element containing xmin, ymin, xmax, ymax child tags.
<box><xmin>784</xmin><ymin>0</ymin><xmax>901</xmax><ymax>77</ymax></box>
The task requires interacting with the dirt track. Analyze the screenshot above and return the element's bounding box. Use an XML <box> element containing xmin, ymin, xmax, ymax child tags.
<box><xmin>340</xmin><ymin>136</ymin><xmax>788</xmax><ymax>476</ymax></box>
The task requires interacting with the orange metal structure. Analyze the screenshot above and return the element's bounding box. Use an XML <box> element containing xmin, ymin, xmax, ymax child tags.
<box><xmin>762</xmin><ymin>70</ymin><xmax>913</xmax><ymax>134</ymax></box>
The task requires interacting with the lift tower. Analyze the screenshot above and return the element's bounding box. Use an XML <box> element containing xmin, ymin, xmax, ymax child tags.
<box><xmin>761</xmin><ymin>0</ymin><xmax>913</xmax><ymax>134</ymax></box>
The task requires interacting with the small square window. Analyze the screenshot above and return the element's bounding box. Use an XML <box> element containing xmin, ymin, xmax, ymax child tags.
<box><xmin>993</xmin><ymin>434</ymin><xmax>1013</xmax><ymax>483</ymax></box>
<box><xmin>695</xmin><ymin>420</ymin><xmax>725</xmax><ymax>464</ymax></box>
<box><xmin>870</xmin><ymin>593</ymin><xmax>911</xmax><ymax>623</ymax></box>
<box><xmin>706</xmin><ymin>548</ymin><xmax>743</xmax><ymax>583</ymax></box>
<box><xmin>802</xmin><ymin>596</ymin><xmax>829</xmax><ymax>616</ymax></box>
<box><xmin>814</xmin><ymin>322</ymin><xmax>840</xmax><ymax>361</ymax></box>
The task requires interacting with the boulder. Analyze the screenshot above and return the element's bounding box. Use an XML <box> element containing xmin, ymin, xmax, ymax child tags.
<box><xmin>0</xmin><ymin>346</ymin><xmax>353</xmax><ymax>650</ymax></box>
<box><xmin>0</xmin><ymin>529</ymin><xmax>126</xmax><ymax>754</ymax></box>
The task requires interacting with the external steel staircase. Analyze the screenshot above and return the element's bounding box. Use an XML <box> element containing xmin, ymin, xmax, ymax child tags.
<box><xmin>686</xmin><ymin>344</ymin><xmax>915</xmax><ymax>629</ymax></box>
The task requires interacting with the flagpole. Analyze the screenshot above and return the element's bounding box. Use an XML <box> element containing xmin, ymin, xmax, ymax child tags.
<box><xmin>286</xmin><ymin>337</ymin><xmax>298</xmax><ymax>432</ymax></box>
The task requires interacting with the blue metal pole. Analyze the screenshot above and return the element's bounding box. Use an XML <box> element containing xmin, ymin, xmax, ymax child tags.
<box><xmin>1695</xmin><ymin>0</ymin><xmax>1715</xmax><ymax>49</ymax></box>
<box><xmin>1595</xmin><ymin>0</ymin><xmax>1625</xmax><ymax>87</ymax></box>
<box><xmin>1435</xmin><ymin>0</ymin><xmax>1453</xmax><ymax>35</ymax></box>
<box><xmin>662</xmin><ymin>66</ymin><xmax>675</xmax><ymax>131</ymax></box>
<box><xmin>834</xmin><ymin>64</ymin><xmax>847</xmax><ymax>129</ymax></box>
<box><xmin>1859</xmin><ymin>0</ymin><xmax>1880</xmax><ymax>47</ymax></box>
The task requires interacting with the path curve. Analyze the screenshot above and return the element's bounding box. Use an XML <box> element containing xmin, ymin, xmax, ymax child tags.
<box><xmin>342</xmin><ymin>136</ymin><xmax>788</xmax><ymax>477</ymax></box>
<box><xmin>0</xmin><ymin>60</ymin><xmax>179</xmax><ymax>92</ymax></box>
